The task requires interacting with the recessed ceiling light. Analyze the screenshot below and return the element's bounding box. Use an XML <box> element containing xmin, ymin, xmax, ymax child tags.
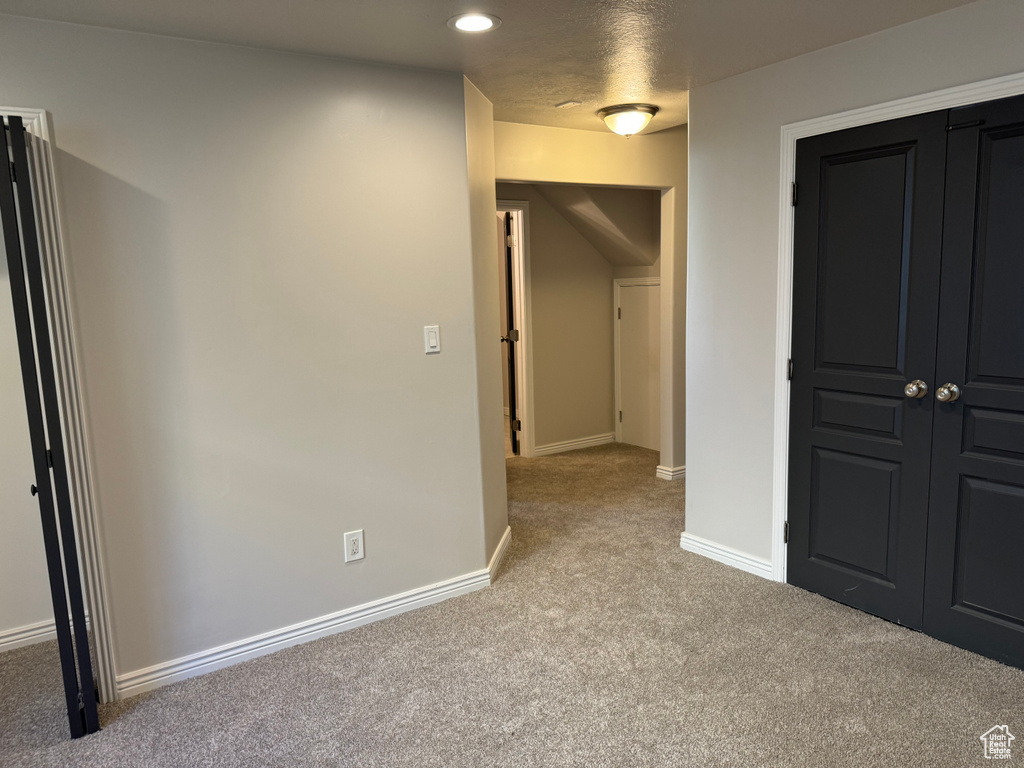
<box><xmin>447</xmin><ymin>13</ymin><xmax>502</xmax><ymax>32</ymax></box>
<box><xmin>556</xmin><ymin>101</ymin><xmax>582</xmax><ymax>109</ymax></box>
<box><xmin>598</xmin><ymin>104</ymin><xmax>659</xmax><ymax>137</ymax></box>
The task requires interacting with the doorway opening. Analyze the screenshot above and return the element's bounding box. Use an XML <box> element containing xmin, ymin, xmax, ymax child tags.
<box><xmin>496</xmin><ymin>182</ymin><xmax>662</xmax><ymax>462</ymax></box>
<box><xmin>496</xmin><ymin>179</ymin><xmax>684</xmax><ymax>612</ymax></box>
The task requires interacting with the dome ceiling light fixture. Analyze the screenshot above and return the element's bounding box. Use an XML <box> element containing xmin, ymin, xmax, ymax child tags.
<box><xmin>447</xmin><ymin>13</ymin><xmax>502</xmax><ymax>32</ymax></box>
<box><xmin>598</xmin><ymin>104</ymin><xmax>660</xmax><ymax>137</ymax></box>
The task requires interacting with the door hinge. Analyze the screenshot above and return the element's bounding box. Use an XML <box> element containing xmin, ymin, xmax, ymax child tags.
<box><xmin>787</xmin><ymin>358</ymin><xmax>794</xmax><ymax>381</ymax></box>
<box><xmin>8</xmin><ymin>161</ymin><xmax>15</xmax><ymax>183</ymax></box>
<box><xmin>45</xmin><ymin>449</ymin><xmax>53</xmax><ymax>468</ymax></box>
<box><xmin>619</xmin><ymin>410</ymin><xmax>623</xmax><ymax>423</ymax></box>
<box><xmin>506</xmin><ymin>235</ymin><xmax>515</xmax><ymax>248</ymax></box>
<box><xmin>784</xmin><ymin>521</ymin><xmax>790</xmax><ymax>544</ymax></box>
<box><xmin>791</xmin><ymin>181</ymin><xmax>798</xmax><ymax>206</ymax></box>
<box><xmin>511</xmin><ymin>419</ymin><xmax>522</xmax><ymax>431</ymax></box>
<box><xmin>617</xmin><ymin>307</ymin><xmax>621</xmax><ymax>319</ymax></box>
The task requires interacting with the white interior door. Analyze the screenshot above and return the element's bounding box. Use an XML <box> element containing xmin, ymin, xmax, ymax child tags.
<box><xmin>617</xmin><ymin>282</ymin><xmax>660</xmax><ymax>451</ymax></box>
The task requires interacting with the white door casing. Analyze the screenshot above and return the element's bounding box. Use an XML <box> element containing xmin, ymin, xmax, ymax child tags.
<box><xmin>496</xmin><ymin>201</ymin><xmax>533</xmax><ymax>456</ymax></box>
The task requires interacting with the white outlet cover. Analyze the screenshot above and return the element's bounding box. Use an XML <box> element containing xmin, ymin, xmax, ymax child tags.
<box><xmin>344</xmin><ymin>530</ymin><xmax>364</xmax><ymax>563</ymax></box>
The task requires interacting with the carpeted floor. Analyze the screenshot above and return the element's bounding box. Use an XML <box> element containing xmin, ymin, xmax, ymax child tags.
<box><xmin>2</xmin><ymin>443</ymin><xmax>1022</xmax><ymax>766</ymax></box>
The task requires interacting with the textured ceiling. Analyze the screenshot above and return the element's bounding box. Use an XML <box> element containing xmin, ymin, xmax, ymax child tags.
<box><xmin>0</xmin><ymin>0</ymin><xmax>980</xmax><ymax>133</ymax></box>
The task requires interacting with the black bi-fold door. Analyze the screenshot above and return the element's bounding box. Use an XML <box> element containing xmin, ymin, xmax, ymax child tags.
<box><xmin>1</xmin><ymin>116</ymin><xmax>99</xmax><ymax>736</ymax></box>
<box><xmin>788</xmin><ymin>94</ymin><xmax>1024</xmax><ymax>668</ymax></box>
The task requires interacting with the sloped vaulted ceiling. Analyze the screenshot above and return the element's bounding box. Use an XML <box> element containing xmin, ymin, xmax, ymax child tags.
<box><xmin>534</xmin><ymin>184</ymin><xmax>660</xmax><ymax>268</ymax></box>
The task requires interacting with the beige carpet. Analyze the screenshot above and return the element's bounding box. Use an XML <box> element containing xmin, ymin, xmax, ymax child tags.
<box><xmin>1</xmin><ymin>442</ymin><xmax>1022</xmax><ymax>766</ymax></box>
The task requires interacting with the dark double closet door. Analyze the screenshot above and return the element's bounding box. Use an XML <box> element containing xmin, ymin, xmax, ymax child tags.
<box><xmin>788</xmin><ymin>93</ymin><xmax>1024</xmax><ymax>668</ymax></box>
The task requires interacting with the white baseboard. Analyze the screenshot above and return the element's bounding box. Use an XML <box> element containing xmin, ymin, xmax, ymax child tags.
<box><xmin>488</xmin><ymin>526</ymin><xmax>512</xmax><ymax>582</ymax></box>
<box><xmin>656</xmin><ymin>465</ymin><xmax>686</xmax><ymax>481</ymax></box>
<box><xmin>116</xmin><ymin>567</ymin><xmax>495</xmax><ymax>699</ymax></box>
<box><xmin>679</xmin><ymin>532</ymin><xmax>773</xmax><ymax>580</ymax></box>
<box><xmin>0</xmin><ymin>613</ymin><xmax>92</xmax><ymax>653</ymax></box>
<box><xmin>0</xmin><ymin>619</ymin><xmax>60</xmax><ymax>652</ymax></box>
<box><xmin>533</xmin><ymin>432</ymin><xmax>615</xmax><ymax>456</ymax></box>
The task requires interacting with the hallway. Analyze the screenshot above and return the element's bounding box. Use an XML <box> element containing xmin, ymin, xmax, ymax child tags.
<box><xmin>1</xmin><ymin>444</ymin><xmax>1021</xmax><ymax>766</ymax></box>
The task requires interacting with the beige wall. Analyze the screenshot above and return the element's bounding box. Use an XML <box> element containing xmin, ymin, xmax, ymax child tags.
<box><xmin>0</xmin><ymin>262</ymin><xmax>54</xmax><ymax>641</ymax></box>
<box><xmin>0</xmin><ymin>15</ymin><xmax>494</xmax><ymax>678</ymax></box>
<box><xmin>497</xmin><ymin>183</ymin><xmax>614</xmax><ymax>447</ymax></box>
<box><xmin>463</xmin><ymin>78</ymin><xmax>508</xmax><ymax>560</ymax></box>
<box><xmin>686</xmin><ymin>0</ymin><xmax>1024</xmax><ymax>562</ymax></box>
<box><xmin>613</xmin><ymin>259</ymin><xmax>661</xmax><ymax>281</ymax></box>
<box><xmin>494</xmin><ymin>122</ymin><xmax>687</xmax><ymax>471</ymax></box>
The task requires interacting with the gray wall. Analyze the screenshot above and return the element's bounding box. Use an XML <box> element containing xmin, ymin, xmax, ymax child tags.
<box><xmin>686</xmin><ymin>0</ymin><xmax>1024</xmax><ymax>561</ymax></box>
<box><xmin>0</xmin><ymin>260</ymin><xmax>53</xmax><ymax>640</ymax></box>
<box><xmin>497</xmin><ymin>183</ymin><xmax>615</xmax><ymax>448</ymax></box>
<box><xmin>0</xmin><ymin>15</ymin><xmax>497</xmax><ymax>677</ymax></box>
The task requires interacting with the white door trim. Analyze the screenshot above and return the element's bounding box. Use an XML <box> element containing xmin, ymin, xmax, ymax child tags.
<box><xmin>613</xmin><ymin>277</ymin><xmax>660</xmax><ymax>445</ymax></box>
<box><xmin>497</xmin><ymin>200</ymin><xmax>534</xmax><ymax>457</ymax></box>
<box><xmin>772</xmin><ymin>70</ymin><xmax>1024</xmax><ymax>584</ymax></box>
<box><xmin>1</xmin><ymin>107</ymin><xmax>116</xmax><ymax>700</ymax></box>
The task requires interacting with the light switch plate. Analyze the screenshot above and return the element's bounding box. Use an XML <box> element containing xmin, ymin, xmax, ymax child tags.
<box><xmin>424</xmin><ymin>325</ymin><xmax>441</xmax><ymax>354</ymax></box>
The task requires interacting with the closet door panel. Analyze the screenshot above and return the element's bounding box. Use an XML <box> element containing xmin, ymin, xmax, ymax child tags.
<box><xmin>787</xmin><ymin>110</ymin><xmax>948</xmax><ymax>628</ymax></box>
<box><xmin>925</xmin><ymin>94</ymin><xmax>1024</xmax><ymax>669</ymax></box>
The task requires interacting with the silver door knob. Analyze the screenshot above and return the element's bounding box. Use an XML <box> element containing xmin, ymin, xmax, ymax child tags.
<box><xmin>904</xmin><ymin>380</ymin><xmax>929</xmax><ymax>398</ymax></box>
<box><xmin>935</xmin><ymin>383</ymin><xmax>961</xmax><ymax>403</ymax></box>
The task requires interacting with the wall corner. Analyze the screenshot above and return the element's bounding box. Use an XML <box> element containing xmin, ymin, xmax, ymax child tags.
<box><xmin>463</xmin><ymin>77</ymin><xmax>509</xmax><ymax>565</ymax></box>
